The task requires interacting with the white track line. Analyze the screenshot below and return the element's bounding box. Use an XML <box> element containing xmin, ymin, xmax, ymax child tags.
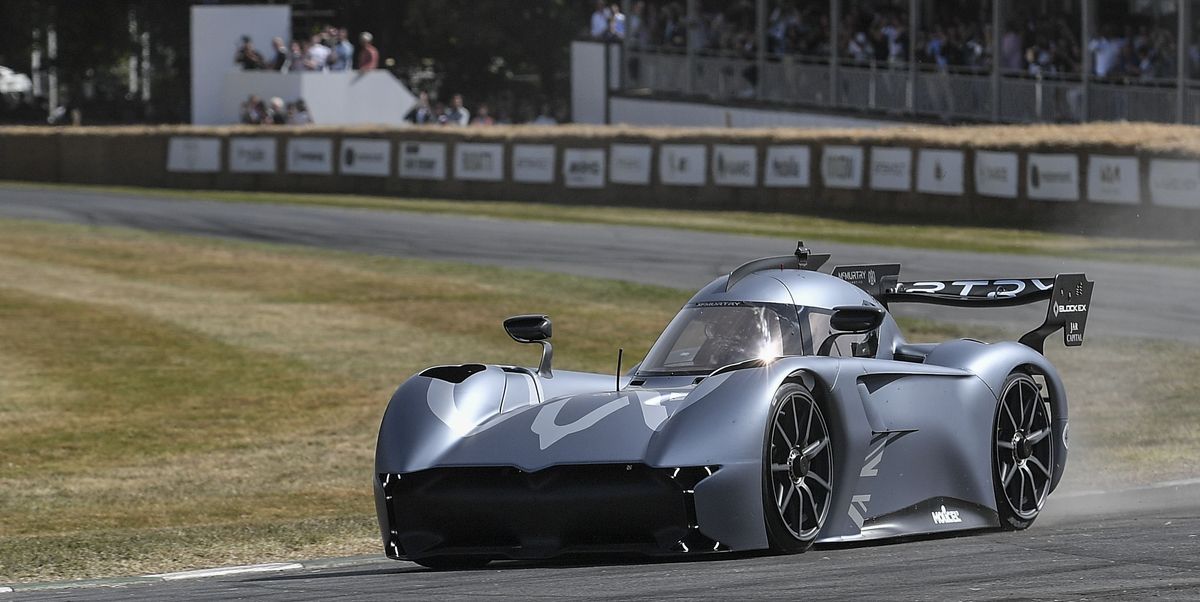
<box><xmin>0</xmin><ymin>586</ymin><xmax>12</xmax><ymax>593</ymax></box>
<box><xmin>149</xmin><ymin>562</ymin><xmax>303</xmax><ymax>581</ymax></box>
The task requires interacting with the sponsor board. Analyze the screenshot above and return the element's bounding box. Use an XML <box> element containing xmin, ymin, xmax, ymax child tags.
<box><xmin>763</xmin><ymin>145</ymin><xmax>811</xmax><ymax>187</ymax></box>
<box><xmin>916</xmin><ymin>149</ymin><xmax>965</xmax><ymax>195</ymax></box>
<box><xmin>974</xmin><ymin>151</ymin><xmax>1018</xmax><ymax>198</ymax></box>
<box><xmin>609</xmin><ymin>144</ymin><xmax>652</xmax><ymax>185</ymax></box>
<box><xmin>228</xmin><ymin>137</ymin><xmax>277</xmax><ymax>173</ymax></box>
<box><xmin>711</xmin><ymin>144</ymin><xmax>757</xmax><ymax>187</ymax></box>
<box><xmin>1148</xmin><ymin>159</ymin><xmax>1200</xmax><ymax>209</ymax></box>
<box><xmin>398</xmin><ymin>141</ymin><xmax>447</xmax><ymax>180</ymax></box>
<box><xmin>286</xmin><ymin>137</ymin><xmax>334</xmax><ymax>174</ymax></box>
<box><xmin>167</xmin><ymin>137</ymin><xmax>221</xmax><ymax>173</ymax></box>
<box><xmin>1086</xmin><ymin>155</ymin><xmax>1139</xmax><ymax>205</ymax></box>
<box><xmin>659</xmin><ymin>144</ymin><xmax>706</xmax><ymax>186</ymax></box>
<box><xmin>1027</xmin><ymin>153</ymin><xmax>1079</xmax><ymax>201</ymax></box>
<box><xmin>512</xmin><ymin>144</ymin><xmax>556</xmax><ymax>184</ymax></box>
<box><xmin>339</xmin><ymin>138</ymin><xmax>391</xmax><ymax>177</ymax></box>
<box><xmin>562</xmin><ymin>148</ymin><xmax>606</xmax><ymax>188</ymax></box>
<box><xmin>454</xmin><ymin>143</ymin><xmax>504</xmax><ymax>181</ymax></box>
<box><xmin>869</xmin><ymin>147</ymin><xmax>911</xmax><ymax>191</ymax></box>
<box><xmin>822</xmin><ymin>145</ymin><xmax>863</xmax><ymax>189</ymax></box>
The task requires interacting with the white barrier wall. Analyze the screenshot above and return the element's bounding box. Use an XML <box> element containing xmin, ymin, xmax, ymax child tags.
<box><xmin>162</xmin><ymin>135</ymin><xmax>1200</xmax><ymax>224</ymax></box>
<box><xmin>191</xmin><ymin>5</ymin><xmax>290</xmax><ymax>125</ymax></box>
<box><xmin>220</xmin><ymin>71</ymin><xmax>416</xmax><ymax>126</ymax></box>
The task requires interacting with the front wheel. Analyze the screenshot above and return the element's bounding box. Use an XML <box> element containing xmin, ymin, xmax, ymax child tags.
<box><xmin>992</xmin><ymin>372</ymin><xmax>1054</xmax><ymax>530</ymax></box>
<box><xmin>762</xmin><ymin>382</ymin><xmax>834</xmax><ymax>553</ymax></box>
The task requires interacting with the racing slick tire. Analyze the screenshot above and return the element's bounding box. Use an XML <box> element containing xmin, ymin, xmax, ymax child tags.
<box><xmin>992</xmin><ymin>371</ymin><xmax>1055</xmax><ymax>531</ymax></box>
<box><xmin>762</xmin><ymin>382</ymin><xmax>834</xmax><ymax>553</ymax></box>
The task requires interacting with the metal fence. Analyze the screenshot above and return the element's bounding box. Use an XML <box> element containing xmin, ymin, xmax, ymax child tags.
<box><xmin>623</xmin><ymin>48</ymin><xmax>1200</xmax><ymax>125</ymax></box>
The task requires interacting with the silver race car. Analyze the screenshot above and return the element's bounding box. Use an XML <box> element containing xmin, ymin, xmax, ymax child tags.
<box><xmin>374</xmin><ymin>244</ymin><xmax>1093</xmax><ymax>569</ymax></box>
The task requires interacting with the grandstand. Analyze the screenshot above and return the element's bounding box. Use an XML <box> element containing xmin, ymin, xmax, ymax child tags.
<box><xmin>601</xmin><ymin>0</ymin><xmax>1200</xmax><ymax>125</ymax></box>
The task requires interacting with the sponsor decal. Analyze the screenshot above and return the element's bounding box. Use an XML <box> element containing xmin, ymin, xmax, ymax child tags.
<box><xmin>847</xmin><ymin>432</ymin><xmax>903</xmax><ymax>530</ymax></box>
<box><xmin>975</xmin><ymin>151</ymin><xmax>1019</xmax><ymax>198</ymax></box>
<box><xmin>512</xmin><ymin>144</ymin><xmax>555</xmax><ymax>183</ymax></box>
<box><xmin>1053</xmin><ymin>303</ymin><xmax>1087</xmax><ymax>316</ymax></box>
<box><xmin>610</xmin><ymin>144</ymin><xmax>652</xmax><ymax>185</ymax></box>
<box><xmin>1087</xmin><ymin>155</ymin><xmax>1139</xmax><ymax>204</ymax></box>
<box><xmin>454</xmin><ymin>143</ymin><xmax>504</xmax><ymax>181</ymax></box>
<box><xmin>822</xmin><ymin>145</ymin><xmax>863</xmax><ymax>189</ymax></box>
<box><xmin>228</xmin><ymin>137</ymin><xmax>277</xmax><ymax>173</ymax></box>
<box><xmin>869</xmin><ymin>147</ymin><xmax>911</xmax><ymax>191</ymax></box>
<box><xmin>286</xmin><ymin>138</ymin><xmax>333</xmax><ymax>174</ymax></box>
<box><xmin>167</xmin><ymin>137</ymin><xmax>221</xmax><ymax>173</ymax></box>
<box><xmin>712</xmin><ymin>144</ymin><xmax>757</xmax><ymax>187</ymax></box>
<box><xmin>659</xmin><ymin>144</ymin><xmax>706</xmax><ymax>186</ymax></box>
<box><xmin>1148</xmin><ymin>159</ymin><xmax>1200</xmax><ymax>209</ymax></box>
<box><xmin>896</xmin><ymin>279</ymin><xmax>1053</xmax><ymax>299</ymax></box>
<box><xmin>562</xmin><ymin>148</ymin><xmax>605</xmax><ymax>188</ymax></box>
<box><xmin>931</xmin><ymin>505</ymin><xmax>962</xmax><ymax>525</ymax></box>
<box><xmin>339</xmin><ymin>138</ymin><xmax>390</xmax><ymax>177</ymax></box>
<box><xmin>764</xmin><ymin>145</ymin><xmax>811</xmax><ymax>188</ymax></box>
<box><xmin>398</xmin><ymin>141</ymin><xmax>447</xmax><ymax>180</ymax></box>
<box><xmin>1027</xmin><ymin>153</ymin><xmax>1079</xmax><ymax>201</ymax></box>
<box><xmin>917</xmin><ymin>149</ymin><xmax>964</xmax><ymax>195</ymax></box>
<box><xmin>1066</xmin><ymin>321</ymin><xmax>1083</xmax><ymax>344</ymax></box>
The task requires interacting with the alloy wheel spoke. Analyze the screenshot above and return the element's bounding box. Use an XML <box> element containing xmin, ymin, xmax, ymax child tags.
<box><xmin>780</xmin><ymin>481</ymin><xmax>795</xmax><ymax>511</ymax></box>
<box><xmin>774</xmin><ymin>421</ymin><xmax>793</xmax><ymax>449</ymax></box>
<box><xmin>997</xmin><ymin>439</ymin><xmax>1015</xmax><ymax>450</ymax></box>
<box><xmin>1021</xmin><ymin>464</ymin><xmax>1038</xmax><ymax>506</ymax></box>
<box><xmin>1027</xmin><ymin>427</ymin><xmax>1052</xmax><ymax>445</ymax></box>
<box><xmin>798</xmin><ymin>480</ymin><xmax>820</xmax><ymax>527</ymax></box>
<box><xmin>801</xmin><ymin>437</ymin><xmax>828</xmax><ymax>459</ymax></box>
<box><xmin>1024</xmin><ymin>386</ymin><xmax>1040</xmax><ymax>430</ymax></box>
<box><xmin>1001</xmin><ymin>399</ymin><xmax>1019</xmax><ymax>431</ymax></box>
<box><xmin>1001</xmin><ymin>461</ymin><xmax>1015</xmax><ymax>488</ymax></box>
<box><xmin>806</xmin><ymin>472</ymin><xmax>831</xmax><ymax>492</ymax></box>
<box><xmin>804</xmin><ymin>397</ymin><xmax>815</xmax><ymax>446</ymax></box>
<box><xmin>1017</xmin><ymin>464</ymin><xmax>1027</xmax><ymax>508</ymax></box>
<box><xmin>790</xmin><ymin>397</ymin><xmax>801</xmax><ymax>445</ymax></box>
<box><xmin>1028</xmin><ymin>456</ymin><xmax>1052</xmax><ymax>479</ymax></box>
<box><xmin>771</xmin><ymin>463</ymin><xmax>790</xmax><ymax>473</ymax></box>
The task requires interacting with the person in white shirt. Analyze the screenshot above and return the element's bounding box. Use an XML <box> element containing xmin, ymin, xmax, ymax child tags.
<box><xmin>444</xmin><ymin>94</ymin><xmax>470</xmax><ymax>127</ymax></box>
<box><xmin>590</xmin><ymin>0</ymin><xmax>612</xmax><ymax>39</ymax></box>
<box><xmin>1088</xmin><ymin>26</ymin><xmax>1125</xmax><ymax>78</ymax></box>
<box><xmin>305</xmin><ymin>34</ymin><xmax>331</xmax><ymax>71</ymax></box>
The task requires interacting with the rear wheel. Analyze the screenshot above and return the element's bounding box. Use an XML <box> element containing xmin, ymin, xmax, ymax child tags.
<box><xmin>762</xmin><ymin>382</ymin><xmax>833</xmax><ymax>553</ymax></box>
<box><xmin>992</xmin><ymin>372</ymin><xmax>1054</xmax><ymax>530</ymax></box>
<box><xmin>412</xmin><ymin>556</ymin><xmax>491</xmax><ymax>570</ymax></box>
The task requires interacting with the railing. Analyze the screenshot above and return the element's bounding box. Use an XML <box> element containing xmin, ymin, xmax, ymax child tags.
<box><xmin>622</xmin><ymin>47</ymin><xmax>1200</xmax><ymax>124</ymax></box>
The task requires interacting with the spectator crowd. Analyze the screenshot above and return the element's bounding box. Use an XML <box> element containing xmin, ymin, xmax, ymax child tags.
<box><xmin>234</xmin><ymin>25</ymin><xmax>379</xmax><ymax>73</ymax></box>
<box><xmin>595</xmin><ymin>0</ymin><xmax>1200</xmax><ymax>82</ymax></box>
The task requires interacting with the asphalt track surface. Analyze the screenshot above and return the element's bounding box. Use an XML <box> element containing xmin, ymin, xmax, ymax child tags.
<box><xmin>2</xmin><ymin>184</ymin><xmax>1199</xmax><ymax>600</ymax></box>
<box><xmin>0</xmin><ymin>184</ymin><xmax>1197</xmax><ymax>342</ymax></box>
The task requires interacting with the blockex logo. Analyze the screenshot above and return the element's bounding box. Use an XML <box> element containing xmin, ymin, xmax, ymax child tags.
<box><xmin>931</xmin><ymin>505</ymin><xmax>962</xmax><ymax>524</ymax></box>
<box><xmin>1054</xmin><ymin>303</ymin><xmax>1087</xmax><ymax>316</ymax></box>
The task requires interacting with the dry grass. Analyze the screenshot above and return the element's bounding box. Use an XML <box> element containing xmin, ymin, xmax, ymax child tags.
<box><xmin>1</xmin><ymin>122</ymin><xmax>1198</xmax><ymax>155</ymax></box>
<box><xmin>0</xmin><ymin>218</ymin><xmax>1196</xmax><ymax>582</ymax></box>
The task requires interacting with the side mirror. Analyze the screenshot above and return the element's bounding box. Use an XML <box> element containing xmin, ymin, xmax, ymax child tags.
<box><xmin>818</xmin><ymin>306</ymin><xmax>885</xmax><ymax>356</ymax></box>
<box><xmin>829</xmin><ymin>306</ymin><xmax>885</xmax><ymax>334</ymax></box>
<box><xmin>503</xmin><ymin>314</ymin><xmax>553</xmax><ymax>377</ymax></box>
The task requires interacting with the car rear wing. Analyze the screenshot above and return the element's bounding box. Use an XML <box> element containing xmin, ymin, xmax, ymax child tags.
<box><xmin>832</xmin><ymin>264</ymin><xmax>1094</xmax><ymax>353</ymax></box>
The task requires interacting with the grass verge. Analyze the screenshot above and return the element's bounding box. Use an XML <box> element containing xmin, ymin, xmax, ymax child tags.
<box><xmin>0</xmin><ymin>217</ymin><xmax>1196</xmax><ymax>582</ymax></box>
<box><xmin>4</xmin><ymin>180</ymin><xmax>1200</xmax><ymax>269</ymax></box>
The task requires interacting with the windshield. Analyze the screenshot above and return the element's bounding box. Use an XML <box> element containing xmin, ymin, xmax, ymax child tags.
<box><xmin>638</xmin><ymin>302</ymin><xmax>805</xmax><ymax>376</ymax></box>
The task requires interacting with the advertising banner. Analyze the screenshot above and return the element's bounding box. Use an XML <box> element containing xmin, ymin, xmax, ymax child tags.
<box><xmin>167</xmin><ymin>137</ymin><xmax>221</xmax><ymax>173</ymax></box>
<box><xmin>454</xmin><ymin>143</ymin><xmax>504</xmax><ymax>181</ymax></box>
<box><xmin>916</xmin><ymin>149</ymin><xmax>965</xmax><ymax>196</ymax></box>
<box><xmin>763</xmin><ymin>145</ymin><xmax>811</xmax><ymax>187</ymax></box>
<box><xmin>1148</xmin><ymin>159</ymin><xmax>1200</xmax><ymax>209</ymax></box>
<box><xmin>1027</xmin><ymin>153</ymin><xmax>1079</xmax><ymax>201</ymax></box>
<box><xmin>609</xmin><ymin>144</ymin><xmax>652</xmax><ymax>185</ymax></box>
<box><xmin>1086</xmin><ymin>155</ymin><xmax>1139</xmax><ymax>205</ymax></box>
<box><xmin>821</xmin><ymin>145</ymin><xmax>863</xmax><ymax>189</ymax></box>
<box><xmin>339</xmin><ymin>138</ymin><xmax>391</xmax><ymax>177</ymax></box>
<box><xmin>711</xmin><ymin>144</ymin><xmax>758</xmax><ymax>187</ymax></box>
<box><xmin>869</xmin><ymin>147</ymin><xmax>911</xmax><ymax>191</ymax></box>
<box><xmin>228</xmin><ymin>137</ymin><xmax>277</xmax><ymax>174</ymax></box>
<box><xmin>512</xmin><ymin>144</ymin><xmax>556</xmax><ymax>184</ymax></box>
<box><xmin>286</xmin><ymin>137</ymin><xmax>334</xmax><ymax>175</ymax></box>
<box><xmin>398</xmin><ymin>141</ymin><xmax>447</xmax><ymax>180</ymax></box>
<box><xmin>659</xmin><ymin>144</ymin><xmax>706</xmax><ymax>186</ymax></box>
<box><xmin>562</xmin><ymin>148</ymin><xmax>606</xmax><ymax>188</ymax></box>
<box><xmin>974</xmin><ymin>151</ymin><xmax>1018</xmax><ymax>198</ymax></box>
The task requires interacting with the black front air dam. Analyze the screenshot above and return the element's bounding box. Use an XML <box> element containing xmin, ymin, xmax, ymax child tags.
<box><xmin>380</xmin><ymin>464</ymin><xmax>701</xmax><ymax>559</ymax></box>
